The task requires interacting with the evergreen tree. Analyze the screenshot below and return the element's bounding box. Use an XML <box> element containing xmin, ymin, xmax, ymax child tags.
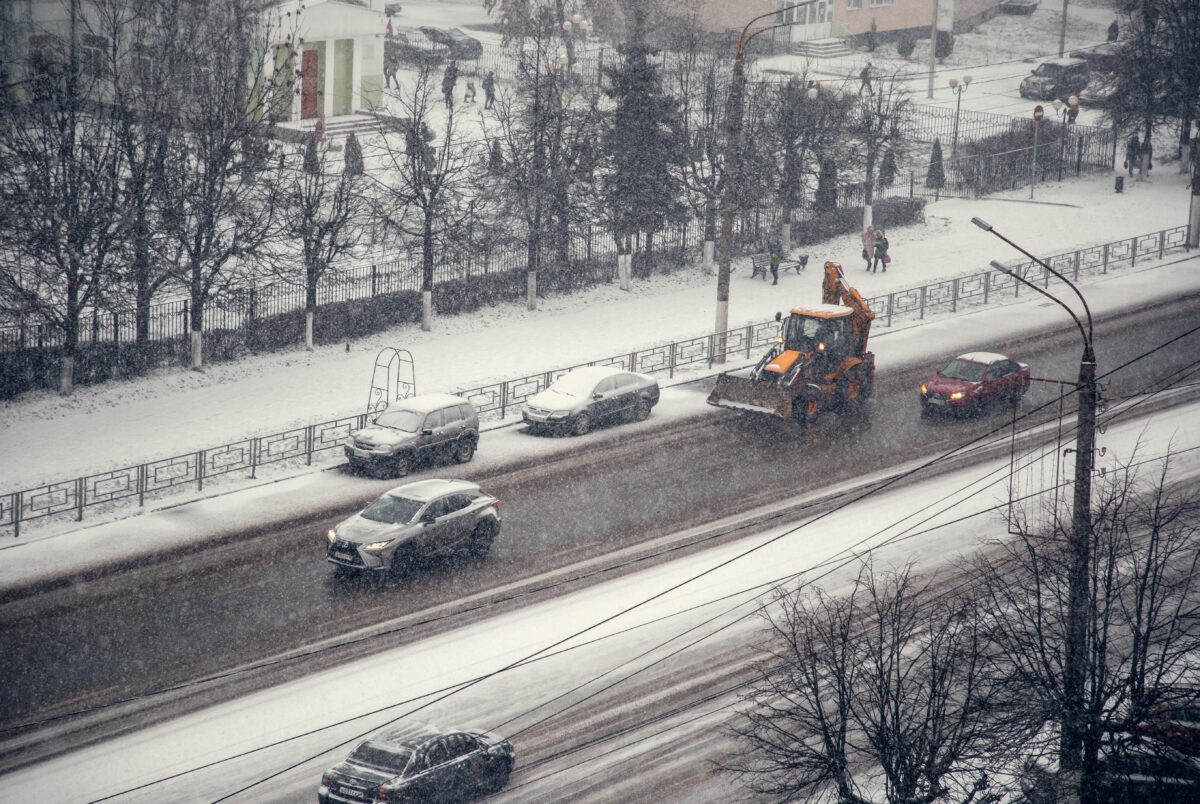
<box><xmin>303</xmin><ymin>133</ymin><xmax>319</xmax><ymax>175</ymax></box>
<box><xmin>926</xmin><ymin>137</ymin><xmax>946</xmax><ymax>190</ymax></box>
<box><xmin>935</xmin><ymin>30</ymin><xmax>955</xmax><ymax>61</ymax></box>
<box><xmin>601</xmin><ymin>42</ymin><xmax>686</xmax><ymax>257</ymax></box>
<box><xmin>879</xmin><ymin>147</ymin><xmax>897</xmax><ymax>189</ymax></box>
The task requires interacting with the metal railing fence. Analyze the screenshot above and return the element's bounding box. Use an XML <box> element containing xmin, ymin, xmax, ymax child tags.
<box><xmin>1</xmin><ymin>223</ymin><xmax>1188</xmax><ymax>537</ymax></box>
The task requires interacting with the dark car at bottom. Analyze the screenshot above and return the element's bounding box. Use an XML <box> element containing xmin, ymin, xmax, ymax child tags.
<box><xmin>919</xmin><ymin>351</ymin><xmax>1031</xmax><ymax>417</ymax></box>
<box><xmin>318</xmin><ymin>720</ymin><xmax>514</xmax><ymax>804</ymax></box>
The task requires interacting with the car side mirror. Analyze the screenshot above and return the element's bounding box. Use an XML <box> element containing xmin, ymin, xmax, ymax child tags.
<box><xmin>593</xmin><ymin>393</ymin><xmax>602</xmax><ymax>400</ymax></box>
<box><xmin>421</xmin><ymin>511</ymin><xmax>437</xmax><ymax>524</ymax></box>
<box><xmin>775</xmin><ymin>311</ymin><xmax>782</xmax><ymax>322</ymax></box>
<box><xmin>421</xmin><ymin>428</ymin><xmax>433</xmax><ymax>436</ymax></box>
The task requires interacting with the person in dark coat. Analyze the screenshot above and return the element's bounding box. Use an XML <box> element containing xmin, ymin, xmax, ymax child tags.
<box><xmin>1107</xmin><ymin>19</ymin><xmax>1119</xmax><ymax>42</ymax></box>
<box><xmin>442</xmin><ymin>61</ymin><xmax>458</xmax><ymax>107</ymax></box>
<box><xmin>872</xmin><ymin>228</ymin><xmax>890</xmax><ymax>273</ymax></box>
<box><xmin>1124</xmin><ymin>133</ymin><xmax>1141</xmax><ymax>177</ymax></box>
<box><xmin>768</xmin><ymin>239</ymin><xmax>783</xmax><ymax>285</ymax></box>
<box><xmin>482</xmin><ymin>70</ymin><xmax>496</xmax><ymax>109</ymax></box>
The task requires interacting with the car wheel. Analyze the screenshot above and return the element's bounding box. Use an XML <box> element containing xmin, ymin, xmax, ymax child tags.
<box><xmin>392</xmin><ymin>455</ymin><xmax>410</xmax><ymax>478</ymax></box>
<box><xmin>468</xmin><ymin>522</ymin><xmax>496</xmax><ymax>557</ymax></box>
<box><xmin>452</xmin><ymin>436</ymin><xmax>475</xmax><ymax>464</ymax></box>
<box><xmin>631</xmin><ymin>398</ymin><xmax>651</xmax><ymax>422</ymax></box>
<box><xmin>571</xmin><ymin>412</ymin><xmax>592</xmax><ymax>436</ymax></box>
<box><xmin>488</xmin><ymin>757</ymin><xmax>513</xmax><ymax>793</ymax></box>
<box><xmin>389</xmin><ymin>543</ymin><xmax>417</xmax><ymax>576</ymax></box>
<box><xmin>965</xmin><ymin>398</ymin><xmax>984</xmax><ymax>418</ymax></box>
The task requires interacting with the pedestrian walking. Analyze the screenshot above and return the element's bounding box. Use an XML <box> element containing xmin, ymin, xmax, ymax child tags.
<box><xmin>442</xmin><ymin>61</ymin><xmax>458</xmax><ymax>107</ymax></box>
<box><xmin>464</xmin><ymin>78</ymin><xmax>476</xmax><ymax>104</ymax></box>
<box><xmin>482</xmin><ymin>70</ymin><xmax>496</xmax><ymax>109</ymax></box>
<box><xmin>859</xmin><ymin>61</ymin><xmax>872</xmax><ymax>92</ymax></box>
<box><xmin>1124</xmin><ymin>133</ymin><xmax>1140</xmax><ymax>177</ymax></box>
<box><xmin>768</xmin><ymin>239</ymin><xmax>783</xmax><ymax>285</ymax></box>
<box><xmin>1107</xmin><ymin>19</ymin><xmax>1119</xmax><ymax>42</ymax></box>
<box><xmin>872</xmin><ymin>229</ymin><xmax>890</xmax><ymax>273</ymax></box>
<box><xmin>861</xmin><ymin>225</ymin><xmax>877</xmax><ymax>271</ymax></box>
<box><xmin>383</xmin><ymin>54</ymin><xmax>399</xmax><ymax>91</ymax></box>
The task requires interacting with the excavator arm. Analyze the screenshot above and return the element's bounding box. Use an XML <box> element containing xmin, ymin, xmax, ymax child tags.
<box><xmin>821</xmin><ymin>261</ymin><xmax>875</xmax><ymax>354</ymax></box>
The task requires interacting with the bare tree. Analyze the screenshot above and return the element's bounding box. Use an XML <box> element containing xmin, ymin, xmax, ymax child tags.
<box><xmin>846</xmin><ymin>69</ymin><xmax>911</xmax><ymax>229</ymax></box>
<box><xmin>729</xmin><ymin>560</ymin><xmax>1025</xmax><ymax>803</ymax></box>
<box><xmin>970</xmin><ymin>450</ymin><xmax>1200</xmax><ymax>800</ymax></box>
<box><xmin>374</xmin><ymin>68</ymin><xmax>478</xmax><ymax>331</ymax></box>
<box><xmin>154</xmin><ymin>0</ymin><xmax>292</xmax><ymax>369</ymax></box>
<box><xmin>0</xmin><ymin>4</ymin><xmax>127</xmax><ymax>394</ymax></box>
<box><xmin>277</xmin><ymin>132</ymin><xmax>371</xmax><ymax>350</ymax></box>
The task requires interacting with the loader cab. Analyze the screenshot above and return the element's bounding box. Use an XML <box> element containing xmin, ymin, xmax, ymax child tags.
<box><xmin>782</xmin><ymin>307</ymin><xmax>855</xmax><ymax>364</ymax></box>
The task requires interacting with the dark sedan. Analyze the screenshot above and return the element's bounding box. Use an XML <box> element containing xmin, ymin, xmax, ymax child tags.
<box><xmin>919</xmin><ymin>352</ymin><xmax>1031</xmax><ymax>417</ymax></box>
<box><xmin>418</xmin><ymin>26</ymin><xmax>483</xmax><ymax>60</ymax></box>
<box><xmin>522</xmin><ymin>365</ymin><xmax>660</xmax><ymax>436</ymax></box>
<box><xmin>319</xmin><ymin>720</ymin><xmax>514</xmax><ymax>803</ymax></box>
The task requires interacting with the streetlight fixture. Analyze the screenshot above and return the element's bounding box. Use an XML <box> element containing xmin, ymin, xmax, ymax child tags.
<box><xmin>949</xmin><ymin>75</ymin><xmax>972</xmax><ymax>158</ymax></box>
<box><xmin>715</xmin><ymin>0</ymin><xmax>818</xmax><ymax>363</ymax></box>
<box><xmin>974</xmin><ymin>216</ymin><xmax>1096</xmax><ymax>790</ymax></box>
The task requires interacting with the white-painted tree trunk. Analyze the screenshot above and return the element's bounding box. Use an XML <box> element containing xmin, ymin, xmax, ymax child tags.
<box><xmin>422</xmin><ymin>290</ymin><xmax>432</xmax><ymax>331</ymax></box>
<box><xmin>703</xmin><ymin>239</ymin><xmax>715</xmax><ymax>273</ymax></box>
<box><xmin>526</xmin><ymin>272</ymin><xmax>537</xmax><ymax>310</ymax></box>
<box><xmin>1188</xmin><ymin>192</ymin><xmax>1200</xmax><ymax>248</ymax></box>
<box><xmin>713</xmin><ymin>298</ymin><xmax>729</xmax><ymax>365</ymax></box>
<box><xmin>305</xmin><ymin>311</ymin><xmax>314</xmax><ymax>351</ymax></box>
<box><xmin>618</xmin><ymin>253</ymin><xmax>631</xmax><ymax>291</ymax></box>
<box><xmin>190</xmin><ymin>330</ymin><xmax>203</xmax><ymax>370</ymax></box>
<box><xmin>59</xmin><ymin>355</ymin><xmax>74</xmax><ymax>396</ymax></box>
<box><xmin>862</xmin><ymin>205</ymin><xmax>874</xmax><ymax>230</ymax></box>
<box><xmin>781</xmin><ymin>222</ymin><xmax>791</xmax><ymax>251</ymax></box>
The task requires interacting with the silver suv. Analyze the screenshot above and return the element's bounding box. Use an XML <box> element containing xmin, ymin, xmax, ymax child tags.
<box><xmin>344</xmin><ymin>393</ymin><xmax>478</xmax><ymax>477</ymax></box>
<box><xmin>326</xmin><ymin>479</ymin><xmax>501</xmax><ymax>574</ymax></box>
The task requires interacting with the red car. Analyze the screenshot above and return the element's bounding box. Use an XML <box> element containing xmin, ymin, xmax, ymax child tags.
<box><xmin>919</xmin><ymin>352</ymin><xmax>1031</xmax><ymax>417</ymax></box>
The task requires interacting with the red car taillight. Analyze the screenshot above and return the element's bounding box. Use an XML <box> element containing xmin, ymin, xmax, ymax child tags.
<box><xmin>491</xmin><ymin>500</ymin><xmax>501</xmax><ymax>510</ymax></box>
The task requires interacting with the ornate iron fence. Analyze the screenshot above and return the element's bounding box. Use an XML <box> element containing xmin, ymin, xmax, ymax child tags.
<box><xmin>1</xmin><ymin>224</ymin><xmax>1189</xmax><ymax>537</ymax></box>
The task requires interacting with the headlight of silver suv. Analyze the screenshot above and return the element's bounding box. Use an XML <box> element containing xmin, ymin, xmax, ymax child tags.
<box><xmin>362</xmin><ymin>539</ymin><xmax>394</xmax><ymax>554</ymax></box>
<box><xmin>327</xmin><ymin>529</ymin><xmax>337</xmax><ymax>543</ymax></box>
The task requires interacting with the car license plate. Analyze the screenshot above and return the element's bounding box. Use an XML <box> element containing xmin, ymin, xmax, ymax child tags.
<box><xmin>334</xmin><ymin>551</ymin><xmax>355</xmax><ymax>562</ymax></box>
<box><xmin>338</xmin><ymin>784</ymin><xmax>366</xmax><ymax>796</ymax></box>
<box><xmin>928</xmin><ymin>397</ymin><xmax>945</xmax><ymax>405</ymax></box>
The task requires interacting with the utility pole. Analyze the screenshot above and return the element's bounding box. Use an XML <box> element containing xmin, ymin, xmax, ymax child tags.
<box><xmin>715</xmin><ymin>1</ymin><xmax>817</xmax><ymax>364</ymax></box>
<box><xmin>975</xmin><ymin>217</ymin><xmax>1096</xmax><ymax>799</ymax></box>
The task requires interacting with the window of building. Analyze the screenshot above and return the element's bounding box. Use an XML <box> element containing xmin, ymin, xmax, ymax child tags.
<box><xmin>869</xmin><ymin>0</ymin><xmax>895</xmax><ymax>7</ymax></box>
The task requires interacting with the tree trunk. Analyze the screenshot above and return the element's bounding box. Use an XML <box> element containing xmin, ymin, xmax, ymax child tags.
<box><xmin>422</xmin><ymin>213</ymin><xmax>435</xmax><ymax>331</ymax></box>
<box><xmin>305</xmin><ymin>311</ymin><xmax>314</xmax><ymax>351</ymax></box>
<box><xmin>59</xmin><ymin>354</ymin><xmax>75</xmax><ymax>396</ymax></box>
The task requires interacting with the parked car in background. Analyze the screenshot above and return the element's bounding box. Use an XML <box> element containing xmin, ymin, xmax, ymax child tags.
<box><xmin>386</xmin><ymin>27</ymin><xmax>450</xmax><ymax>67</ymax></box>
<box><xmin>919</xmin><ymin>352</ymin><xmax>1031</xmax><ymax>417</ymax></box>
<box><xmin>1019</xmin><ymin>57</ymin><xmax>1089</xmax><ymax>100</ymax></box>
<box><xmin>326</xmin><ymin>478</ymin><xmax>501</xmax><ymax>575</ymax></box>
<box><xmin>1141</xmin><ymin>690</ymin><xmax>1200</xmax><ymax>757</ymax></box>
<box><xmin>1091</xmin><ymin>744</ymin><xmax>1200</xmax><ymax>802</ymax></box>
<box><xmin>344</xmin><ymin>394</ymin><xmax>478</xmax><ymax>478</ymax></box>
<box><xmin>418</xmin><ymin>26</ymin><xmax>483</xmax><ymax>60</ymax></box>
<box><xmin>1070</xmin><ymin>41</ymin><xmax>1122</xmax><ymax>73</ymax></box>
<box><xmin>521</xmin><ymin>365</ymin><xmax>660</xmax><ymax>436</ymax></box>
<box><xmin>318</xmin><ymin>720</ymin><xmax>514</xmax><ymax>804</ymax></box>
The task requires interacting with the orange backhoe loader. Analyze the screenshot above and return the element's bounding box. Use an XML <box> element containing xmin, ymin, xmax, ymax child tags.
<box><xmin>706</xmin><ymin>261</ymin><xmax>876</xmax><ymax>424</ymax></box>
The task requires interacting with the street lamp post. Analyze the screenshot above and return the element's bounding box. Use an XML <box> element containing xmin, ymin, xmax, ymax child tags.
<box><xmin>974</xmin><ymin>217</ymin><xmax>1096</xmax><ymax>795</ymax></box>
<box><xmin>715</xmin><ymin>1</ymin><xmax>817</xmax><ymax>364</ymax></box>
<box><xmin>949</xmin><ymin>75</ymin><xmax>972</xmax><ymax>158</ymax></box>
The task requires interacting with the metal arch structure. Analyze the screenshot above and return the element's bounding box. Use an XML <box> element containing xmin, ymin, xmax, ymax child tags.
<box><xmin>365</xmin><ymin>347</ymin><xmax>416</xmax><ymax>418</ymax></box>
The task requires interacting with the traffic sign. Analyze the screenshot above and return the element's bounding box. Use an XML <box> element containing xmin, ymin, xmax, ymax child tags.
<box><xmin>1033</xmin><ymin>105</ymin><xmax>1044</xmax><ymax>122</ymax></box>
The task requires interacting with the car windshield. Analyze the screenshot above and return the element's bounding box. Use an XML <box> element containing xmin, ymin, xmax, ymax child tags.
<box><xmin>360</xmin><ymin>494</ymin><xmax>424</xmax><ymax>524</ymax></box>
<box><xmin>348</xmin><ymin>743</ymin><xmax>412</xmax><ymax>774</ymax></box>
<box><xmin>548</xmin><ymin>372</ymin><xmax>604</xmax><ymax>398</ymax></box>
<box><xmin>940</xmin><ymin>359</ymin><xmax>987</xmax><ymax>382</ymax></box>
<box><xmin>1032</xmin><ymin>64</ymin><xmax>1063</xmax><ymax>77</ymax></box>
<box><xmin>374</xmin><ymin>409</ymin><xmax>424</xmax><ymax>431</ymax></box>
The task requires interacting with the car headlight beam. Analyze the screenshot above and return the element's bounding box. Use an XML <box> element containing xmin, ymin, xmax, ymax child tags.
<box><xmin>362</xmin><ymin>539</ymin><xmax>394</xmax><ymax>553</ymax></box>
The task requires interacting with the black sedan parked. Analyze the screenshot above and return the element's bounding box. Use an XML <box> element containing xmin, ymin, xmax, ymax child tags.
<box><xmin>521</xmin><ymin>365</ymin><xmax>660</xmax><ymax>436</ymax></box>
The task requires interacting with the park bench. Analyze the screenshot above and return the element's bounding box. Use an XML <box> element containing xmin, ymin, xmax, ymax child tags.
<box><xmin>750</xmin><ymin>252</ymin><xmax>809</xmax><ymax>280</ymax></box>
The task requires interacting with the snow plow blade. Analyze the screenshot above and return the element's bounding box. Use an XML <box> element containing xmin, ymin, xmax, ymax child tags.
<box><xmin>706</xmin><ymin>371</ymin><xmax>791</xmax><ymax>419</ymax></box>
